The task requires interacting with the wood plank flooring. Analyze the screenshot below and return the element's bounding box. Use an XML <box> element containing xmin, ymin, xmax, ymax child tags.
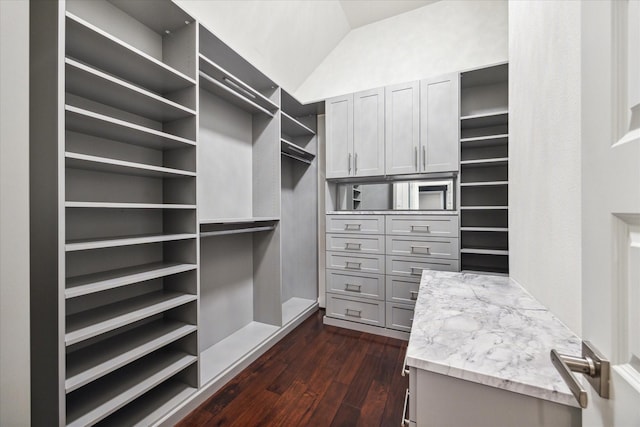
<box><xmin>178</xmin><ymin>309</ymin><xmax>408</xmax><ymax>427</ymax></box>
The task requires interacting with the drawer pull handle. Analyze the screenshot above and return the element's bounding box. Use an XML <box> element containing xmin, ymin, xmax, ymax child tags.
<box><xmin>345</xmin><ymin>308</ymin><xmax>362</xmax><ymax>318</ymax></box>
<box><xmin>345</xmin><ymin>242</ymin><xmax>362</xmax><ymax>250</ymax></box>
<box><xmin>410</xmin><ymin>290</ymin><xmax>418</xmax><ymax>300</ymax></box>
<box><xmin>401</xmin><ymin>388</ymin><xmax>410</xmax><ymax>426</ymax></box>
<box><xmin>410</xmin><ymin>225</ymin><xmax>430</xmax><ymax>233</ymax></box>
<box><xmin>345</xmin><ymin>223</ymin><xmax>362</xmax><ymax>231</ymax></box>
<box><xmin>411</xmin><ymin>245</ymin><xmax>431</xmax><ymax>255</ymax></box>
<box><xmin>402</xmin><ymin>353</ymin><xmax>410</xmax><ymax>376</ymax></box>
<box><xmin>410</xmin><ymin>267</ymin><xmax>424</xmax><ymax>276</ymax></box>
<box><xmin>345</xmin><ymin>261</ymin><xmax>362</xmax><ymax>269</ymax></box>
<box><xmin>345</xmin><ymin>283</ymin><xmax>362</xmax><ymax>293</ymax></box>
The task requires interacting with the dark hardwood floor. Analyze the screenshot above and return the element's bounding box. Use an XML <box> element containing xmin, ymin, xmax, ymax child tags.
<box><xmin>178</xmin><ymin>309</ymin><xmax>408</xmax><ymax>427</ymax></box>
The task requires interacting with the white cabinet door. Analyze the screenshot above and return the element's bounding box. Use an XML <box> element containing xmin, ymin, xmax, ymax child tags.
<box><xmin>326</xmin><ymin>94</ymin><xmax>353</xmax><ymax>178</ymax></box>
<box><xmin>353</xmin><ymin>88</ymin><xmax>384</xmax><ymax>177</ymax></box>
<box><xmin>385</xmin><ymin>81</ymin><xmax>420</xmax><ymax>176</ymax></box>
<box><xmin>420</xmin><ymin>73</ymin><xmax>460</xmax><ymax>173</ymax></box>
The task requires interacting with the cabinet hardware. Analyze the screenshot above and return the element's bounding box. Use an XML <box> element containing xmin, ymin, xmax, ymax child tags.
<box><xmin>410</xmin><ymin>290</ymin><xmax>419</xmax><ymax>300</ymax></box>
<box><xmin>345</xmin><ymin>242</ymin><xmax>362</xmax><ymax>250</ymax></box>
<box><xmin>222</xmin><ymin>77</ymin><xmax>257</xmax><ymax>99</ymax></box>
<box><xmin>345</xmin><ymin>261</ymin><xmax>362</xmax><ymax>269</ymax></box>
<box><xmin>414</xmin><ymin>147</ymin><xmax>418</xmax><ymax>170</ymax></box>
<box><xmin>410</xmin><ymin>225</ymin><xmax>430</xmax><ymax>233</ymax></box>
<box><xmin>402</xmin><ymin>353</ymin><xmax>410</xmax><ymax>376</ymax></box>
<box><xmin>410</xmin><ymin>245</ymin><xmax>431</xmax><ymax>255</ymax></box>
<box><xmin>401</xmin><ymin>388</ymin><xmax>410</xmax><ymax>426</ymax></box>
<box><xmin>348</xmin><ymin>153</ymin><xmax>352</xmax><ymax>174</ymax></box>
<box><xmin>344</xmin><ymin>283</ymin><xmax>362</xmax><ymax>292</ymax></box>
<box><xmin>344</xmin><ymin>223</ymin><xmax>362</xmax><ymax>231</ymax></box>
<box><xmin>550</xmin><ymin>341</ymin><xmax>610</xmax><ymax>408</ymax></box>
<box><xmin>410</xmin><ymin>267</ymin><xmax>423</xmax><ymax>276</ymax></box>
<box><xmin>422</xmin><ymin>146</ymin><xmax>426</xmax><ymax>170</ymax></box>
<box><xmin>345</xmin><ymin>308</ymin><xmax>362</xmax><ymax>318</ymax></box>
<box><xmin>354</xmin><ymin>152</ymin><xmax>358</xmax><ymax>174</ymax></box>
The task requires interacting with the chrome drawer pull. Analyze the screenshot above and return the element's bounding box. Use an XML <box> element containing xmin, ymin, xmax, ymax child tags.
<box><xmin>410</xmin><ymin>267</ymin><xmax>424</xmax><ymax>276</ymax></box>
<box><xmin>344</xmin><ymin>283</ymin><xmax>362</xmax><ymax>293</ymax></box>
<box><xmin>345</xmin><ymin>261</ymin><xmax>362</xmax><ymax>269</ymax></box>
<box><xmin>345</xmin><ymin>223</ymin><xmax>362</xmax><ymax>231</ymax></box>
<box><xmin>401</xmin><ymin>388</ymin><xmax>410</xmax><ymax>426</ymax></box>
<box><xmin>410</xmin><ymin>225</ymin><xmax>430</xmax><ymax>233</ymax></box>
<box><xmin>402</xmin><ymin>353</ymin><xmax>410</xmax><ymax>376</ymax></box>
<box><xmin>410</xmin><ymin>245</ymin><xmax>431</xmax><ymax>255</ymax></box>
<box><xmin>410</xmin><ymin>290</ymin><xmax>418</xmax><ymax>300</ymax></box>
<box><xmin>345</xmin><ymin>242</ymin><xmax>362</xmax><ymax>250</ymax></box>
<box><xmin>345</xmin><ymin>308</ymin><xmax>362</xmax><ymax>318</ymax></box>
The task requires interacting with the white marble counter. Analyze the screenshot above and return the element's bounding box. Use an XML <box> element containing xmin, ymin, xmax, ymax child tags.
<box><xmin>326</xmin><ymin>210</ymin><xmax>458</xmax><ymax>215</ymax></box>
<box><xmin>406</xmin><ymin>271</ymin><xmax>581</xmax><ymax>408</ymax></box>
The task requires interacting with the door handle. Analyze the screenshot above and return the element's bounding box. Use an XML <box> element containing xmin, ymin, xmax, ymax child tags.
<box><xmin>348</xmin><ymin>153</ymin><xmax>352</xmax><ymax>174</ymax></box>
<box><xmin>422</xmin><ymin>145</ymin><xmax>426</xmax><ymax>170</ymax></box>
<box><xmin>354</xmin><ymin>152</ymin><xmax>358</xmax><ymax>175</ymax></box>
<box><xmin>414</xmin><ymin>147</ymin><xmax>418</xmax><ymax>170</ymax></box>
<box><xmin>550</xmin><ymin>341</ymin><xmax>610</xmax><ymax>408</ymax></box>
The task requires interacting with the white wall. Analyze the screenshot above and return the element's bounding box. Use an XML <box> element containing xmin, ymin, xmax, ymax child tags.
<box><xmin>174</xmin><ymin>0</ymin><xmax>350</xmax><ymax>95</ymax></box>
<box><xmin>509</xmin><ymin>1</ymin><xmax>582</xmax><ymax>333</ymax></box>
<box><xmin>296</xmin><ymin>0</ymin><xmax>508</xmax><ymax>102</ymax></box>
<box><xmin>0</xmin><ymin>0</ymin><xmax>30</xmax><ymax>425</ymax></box>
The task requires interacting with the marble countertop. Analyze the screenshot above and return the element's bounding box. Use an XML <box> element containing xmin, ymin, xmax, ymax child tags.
<box><xmin>406</xmin><ymin>271</ymin><xmax>581</xmax><ymax>407</ymax></box>
<box><xmin>326</xmin><ymin>210</ymin><xmax>458</xmax><ymax>215</ymax></box>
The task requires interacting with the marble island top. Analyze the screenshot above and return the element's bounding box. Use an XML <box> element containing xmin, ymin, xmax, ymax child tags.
<box><xmin>406</xmin><ymin>271</ymin><xmax>581</xmax><ymax>408</ymax></box>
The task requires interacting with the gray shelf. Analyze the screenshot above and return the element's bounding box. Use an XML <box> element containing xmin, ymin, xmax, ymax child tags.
<box><xmin>281</xmin><ymin>138</ymin><xmax>314</xmax><ymax>164</ymax></box>
<box><xmin>66</xmin><ymin>12</ymin><xmax>195</xmax><ymax>94</ymax></box>
<box><xmin>460</xmin><ymin>157</ymin><xmax>509</xmax><ymax>167</ymax></box>
<box><xmin>65</xmin><ymin>202</ymin><xmax>196</xmax><ymax>210</ymax></box>
<box><xmin>460</xmin><ymin>248</ymin><xmax>509</xmax><ymax>256</ymax></box>
<box><xmin>281</xmin><ymin>112</ymin><xmax>315</xmax><ymax>137</ymax></box>
<box><xmin>66</xmin><ymin>58</ymin><xmax>195</xmax><ymax>122</ymax></box>
<box><xmin>66</xmin><ymin>319</ymin><xmax>196</xmax><ymax>392</ymax></box>
<box><xmin>460</xmin><ymin>206</ymin><xmax>509</xmax><ymax>210</ymax></box>
<box><xmin>199</xmin><ymin>217</ymin><xmax>279</xmax><ymax>238</ymax></box>
<box><xmin>65</xmin><ymin>106</ymin><xmax>196</xmax><ymax>150</ymax></box>
<box><xmin>65</xmin><ymin>290</ymin><xmax>197</xmax><ymax>346</ymax></box>
<box><xmin>66</xmin><ymin>233</ymin><xmax>197</xmax><ymax>252</ymax></box>
<box><xmin>460</xmin><ymin>181</ymin><xmax>509</xmax><ymax>187</ymax></box>
<box><xmin>65</xmin><ymin>152</ymin><xmax>196</xmax><ymax>179</ymax></box>
<box><xmin>66</xmin><ymin>262</ymin><xmax>197</xmax><ymax>299</ymax></box>
<box><xmin>66</xmin><ymin>349</ymin><xmax>196</xmax><ymax>427</ymax></box>
<box><xmin>461</xmin><ymin>227</ymin><xmax>508</xmax><ymax>232</ymax></box>
<box><xmin>460</xmin><ymin>111</ymin><xmax>508</xmax><ymax>129</ymax></box>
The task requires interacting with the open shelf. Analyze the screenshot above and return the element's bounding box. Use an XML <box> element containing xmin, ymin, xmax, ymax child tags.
<box><xmin>460</xmin><ymin>157</ymin><xmax>508</xmax><ymax>167</ymax></box>
<box><xmin>461</xmin><ymin>111</ymin><xmax>509</xmax><ymax>129</ymax></box>
<box><xmin>66</xmin><ymin>319</ymin><xmax>196</xmax><ymax>393</ymax></box>
<box><xmin>200</xmin><ymin>321</ymin><xmax>279</xmax><ymax>385</ymax></box>
<box><xmin>460</xmin><ymin>206</ymin><xmax>509</xmax><ymax>210</ymax></box>
<box><xmin>66</xmin><ymin>12</ymin><xmax>195</xmax><ymax>94</ymax></box>
<box><xmin>65</xmin><ymin>152</ymin><xmax>196</xmax><ymax>178</ymax></box>
<box><xmin>282</xmin><ymin>297</ymin><xmax>317</xmax><ymax>326</ymax></box>
<box><xmin>281</xmin><ymin>112</ymin><xmax>316</xmax><ymax>137</ymax></box>
<box><xmin>65</xmin><ymin>290</ymin><xmax>196</xmax><ymax>346</ymax></box>
<box><xmin>199</xmin><ymin>217</ymin><xmax>279</xmax><ymax>238</ymax></box>
<box><xmin>65</xmin><ymin>202</ymin><xmax>195</xmax><ymax>210</ymax></box>
<box><xmin>65</xmin><ymin>106</ymin><xmax>196</xmax><ymax>150</ymax></box>
<box><xmin>65</xmin><ymin>58</ymin><xmax>195</xmax><ymax>122</ymax></box>
<box><xmin>460</xmin><ymin>133</ymin><xmax>509</xmax><ymax>145</ymax></box>
<box><xmin>460</xmin><ymin>227</ymin><xmax>508</xmax><ymax>232</ymax></box>
<box><xmin>65</xmin><ymin>349</ymin><xmax>196</xmax><ymax>427</ymax></box>
<box><xmin>65</xmin><ymin>262</ymin><xmax>197</xmax><ymax>299</ymax></box>
<box><xmin>460</xmin><ymin>248</ymin><xmax>509</xmax><ymax>256</ymax></box>
<box><xmin>281</xmin><ymin>138</ymin><xmax>314</xmax><ymax>164</ymax></box>
<box><xmin>66</xmin><ymin>233</ymin><xmax>197</xmax><ymax>252</ymax></box>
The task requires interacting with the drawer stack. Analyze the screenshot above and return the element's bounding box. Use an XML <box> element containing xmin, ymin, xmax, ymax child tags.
<box><xmin>325</xmin><ymin>214</ymin><xmax>459</xmax><ymax>336</ymax></box>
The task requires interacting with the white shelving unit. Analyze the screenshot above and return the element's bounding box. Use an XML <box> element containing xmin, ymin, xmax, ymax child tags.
<box><xmin>459</xmin><ymin>63</ymin><xmax>509</xmax><ymax>274</ymax></box>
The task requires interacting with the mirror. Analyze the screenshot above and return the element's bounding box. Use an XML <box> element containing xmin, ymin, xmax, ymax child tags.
<box><xmin>336</xmin><ymin>179</ymin><xmax>455</xmax><ymax>211</ymax></box>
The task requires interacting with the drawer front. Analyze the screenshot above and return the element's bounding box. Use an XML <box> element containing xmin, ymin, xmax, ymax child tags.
<box><xmin>386</xmin><ymin>255</ymin><xmax>459</xmax><ymax>277</ymax></box>
<box><xmin>386</xmin><ymin>302</ymin><xmax>415</xmax><ymax>332</ymax></box>
<box><xmin>326</xmin><ymin>270</ymin><xmax>385</xmax><ymax>300</ymax></box>
<box><xmin>386</xmin><ymin>215</ymin><xmax>459</xmax><ymax>237</ymax></box>
<box><xmin>326</xmin><ymin>233</ymin><xmax>385</xmax><ymax>254</ymax></box>
<box><xmin>326</xmin><ymin>251</ymin><xmax>385</xmax><ymax>274</ymax></box>
<box><xmin>326</xmin><ymin>215</ymin><xmax>385</xmax><ymax>234</ymax></box>
<box><xmin>386</xmin><ymin>235</ymin><xmax>458</xmax><ymax>259</ymax></box>
<box><xmin>326</xmin><ymin>293</ymin><xmax>385</xmax><ymax>326</ymax></box>
<box><xmin>386</xmin><ymin>276</ymin><xmax>420</xmax><ymax>304</ymax></box>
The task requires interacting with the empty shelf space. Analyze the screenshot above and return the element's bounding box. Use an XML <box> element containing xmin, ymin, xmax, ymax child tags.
<box><xmin>461</xmin><ymin>248</ymin><xmax>509</xmax><ymax>256</ymax></box>
<box><xmin>460</xmin><ymin>181</ymin><xmax>509</xmax><ymax>187</ymax></box>
<box><xmin>282</xmin><ymin>297</ymin><xmax>317</xmax><ymax>326</ymax></box>
<box><xmin>66</xmin><ymin>320</ymin><xmax>196</xmax><ymax>393</ymax></box>
<box><xmin>460</xmin><ymin>227</ymin><xmax>508</xmax><ymax>232</ymax></box>
<box><xmin>66</xmin><ymin>58</ymin><xmax>195</xmax><ymax>122</ymax></box>
<box><xmin>65</xmin><ymin>290</ymin><xmax>197</xmax><ymax>346</ymax></box>
<box><xmin>94</xmin><ymin>380</ymin><xmax>195</xmax><ymax>427</ymax></box>
<box><xmin>66</xmin><ymin>12</ymin><xmax>195</xmax><ymax>94</ymax></box>
<box><xmin>281</xmin><ymin>112</ymin><xmax>315</xmax><ymax>137</ymax></box>
<box><xmin>65</xmin><ymin>152</ymin><xmax>196</xmax><ymax>178</ymax></box>
<box><xmin>460</xmin><ymin>157</ymin><xmax>509</xmax><ymax>167</ymax></box>
<box><xmin>200</xmin><ymin>321</ymin><xmax>279</xmax><ymax>385</ymax></box>
<box><xmin>65</xmin><ymin>349</ymin><xmax>196</xmax><ymax>427</ymax></box>
<box><xmin>65</xmin><ymin>106</ymin><xmax>196</xmax><ymax>150</ymax></box>
<box><xmin>200</xmin><ymin>217</ymin><xmax>279</xmax><ymax>238</ymax></box>
<box><xmin>66</xmin><ymin>262</ymin><xmax>197</xmax><ymax>299</ymax></box>
<box><xmin>66</xmin><ymin>233</ymin><xmax>197</xmax><ymax>252</ymax></box>
<box><xmin>281</xmin><ymin>138</ymin><xmax>314</xmax><ymax>164</ymax></box>
<box><xmin>461</xmin><ymin>111</ymin><xmax>508</xmax><ymax>129</ymax></box>
<box><xmin>65</xmin><ymin>202</ymin><xmax>195</xmax><ymax>210</ymax></box>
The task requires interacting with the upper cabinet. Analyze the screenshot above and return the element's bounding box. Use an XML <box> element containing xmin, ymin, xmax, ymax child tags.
<box><xmin>326</xmin><ymin>89</ymin><xmax>385</xmax><ymax>179</ymax></box>
<box><xmin>384</xmin><ymin>81</ymin><xmax>420</xmax><ymax>175</ymax></box>
<box><xmin>420</xmin><ymin>73</ymin><xmax>460</xmax><ymax>173</ymax></box>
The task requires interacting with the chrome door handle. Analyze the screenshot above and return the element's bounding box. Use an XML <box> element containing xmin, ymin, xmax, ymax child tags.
<box><xmin>402</xmin><ymin>352</ymin><xmax>410</xmax><ymax>376</ymax></box>
<box><xmin>422</xmin><ymin>145</ymin><xmax>426</xmax><ymax>170</ymax></box>
<box><xmin>414</xmin><ymin>147</ymin><xmax>418</xmax><ymax>170</ymax></box>
<box><xmin>354</xmin><ymin>152</ymin><xmax>358</xmax><ymax>175</ymax></box>
<box><xmin>348</xmin><ymin>153</ymin><xmax>352</xmax><ymax>174</ymax></box>
<box><xmin>401</xmin><ymin>388</ymin><xmax>410</xmax><ymax>426</ymax></box>
<box><xmin>550</xmin><ymin>341</ymin><xmax>610</xmax><ymax>408</ymax></box>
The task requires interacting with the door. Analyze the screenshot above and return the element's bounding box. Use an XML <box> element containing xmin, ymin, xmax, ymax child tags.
<box><xmin>326</xmin><ymin>94</ymin><xmax>353</xmax><ymax>178</ymax></box>
<box><xmin>420</xmin><ymin>73</ymin><xmax>460</xmax><ymax>173</ymax></box>
<box><xmin>353</xmin><ymin>87</ymin><xmax>385</xmax><ymax>177</ymax></box>
<box><xmin>385</xmin><ymin>81</ymin><xmax>420</xmax><ymax>175</ymax></box>
<box><xmin>581</xmin><ymin>1</ymin><xmax>640</xmax><ymax>425</ymax></box>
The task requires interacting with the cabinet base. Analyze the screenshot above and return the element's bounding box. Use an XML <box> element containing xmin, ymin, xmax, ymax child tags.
<box><xmin>323</xmin><ymin>315</ymin><xmax>410</xmax><ymax>340</ymax></box>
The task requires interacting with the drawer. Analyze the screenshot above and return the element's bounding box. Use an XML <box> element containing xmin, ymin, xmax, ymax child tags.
<box><xmin>326</xmin><ymin>233</ymin><xmax>385</xmax><ymax>254</ymax></box>
<box><xmin>386</xmin><ymin>302</ymin><xmax>415</xmax><ymax>332</ymax></box>
<box><xmin>386</xmin><ymin>235</ymin><xmax>458</xmax><ymax>260</ymax></box>
<box><xmin>386</xmin><ymin>215</ymin><xmax>459</xmax><ymax>237</ymax></box>
<box><xmin>326</xmin><ymin>293</ymin><xmax>385</xmax><ymax>327</ymax></box>
<box><xmin>326</xmin><ymin>215</ymin><xmax>384</xmax><ymax>234</ymax></box>
<box><xmin>326</xmin><ymin>270</ymin><xmax>385</xmax><ymax>300</ymax></box>
<box><xmin>386</xmin><ymin>275</ymin><xmax>420</xmax><ymax>304</ymax></box>
<box><xmin>386</xmin><ymin>255</ymin><xmax>459</xmax><ymax>277</ymax></box>
<box><xmin>326</xmin><ymin>251</ymin><xmax>385</xmax><ymax>274</ymax></box>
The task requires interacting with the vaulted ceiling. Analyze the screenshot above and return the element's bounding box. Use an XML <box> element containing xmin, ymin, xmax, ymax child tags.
<box><xmin>339</xmin><ymin>0</ymin><xmax>439</xmax><ymax>28</ymax></box>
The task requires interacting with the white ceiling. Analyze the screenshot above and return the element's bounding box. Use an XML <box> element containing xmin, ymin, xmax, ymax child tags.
<box><xmin>339</xmin><ymin>0</ymin><xmax>439</xmax><ymax>29</ymax></box>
